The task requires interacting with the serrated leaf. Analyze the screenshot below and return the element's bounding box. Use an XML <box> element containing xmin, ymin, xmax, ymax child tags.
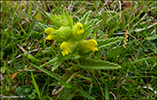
<box><xmin>46</xmin><ymin>13</ymin><xmax>62</xmax><ymax>28</ymax></box>
<box><xmin>97</xmin><ymin>37</ymin><xmax>124</xmax><ymax>49</ymax></box>
<box><xmin>46</xmin><ymin>10</ymin><xmax>73</xmax><ymax>28</ymax></box>
<box><xmin>80</xmin><ymin>10</ymin><xmax>92</xmax><ymax>24</ymax></box>
<box><xmin>107</xmin><ymin>46</ymin><xmax>122</xmax><ymax>59</ymax></box>
<box><xmin>38</xmin><ymin>22</ymin><xmax>49</xmax><ymax>30</ymax></box>
<box><xmin>79</xmin><ymin>58</ymin><xmax>121</xmax><ymax>70</ymax></box>
<box><xmin>63</xmin><ymin>9</ymin><xmax>73</xmax><ymax>28</ymax></box>
<box><xmin>83</xmin><ymin>19</ymin><xmax>98</xmax><ymax>39</ymax></box>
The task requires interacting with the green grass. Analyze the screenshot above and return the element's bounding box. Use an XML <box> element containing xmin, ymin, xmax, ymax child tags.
<box><xmin>1</xmin><ymin>1</ymin><xmax>157</xmax><ymax>100</ymax></box>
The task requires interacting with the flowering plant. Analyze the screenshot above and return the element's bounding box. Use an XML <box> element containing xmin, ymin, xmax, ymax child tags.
<box><xmin>37</xmin><ymin>9</ymin><xmax>123</xmax><ymax>95</ymax></box>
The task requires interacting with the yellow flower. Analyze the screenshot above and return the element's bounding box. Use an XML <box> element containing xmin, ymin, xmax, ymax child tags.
<box><xmin>72</xmin><ymin>22</ymin><xmax>84</xmax><ymax>41</ymax></box>
<box><xmin>86</xmin><ymin>39</ymin><xmax>98</xmax><ymax>52</ymax></box>
<box><xmin>44</xmin><ymin>27</ymin><xmax>56</xmax><ymax>40</ymax></box>
<box><xmin>60</xmin><ymin>42</ymin><xmax>69</xmax><ymax>56</ymax></box>
<box><xmin>78</xmin><ymin>39</ymin><xmax>98</xmax><ymax>54</ymax></box>
<box><xmin>76</xmin><ymin>22</ymin><xmax>84</xmax><ymax>35</ymax></box>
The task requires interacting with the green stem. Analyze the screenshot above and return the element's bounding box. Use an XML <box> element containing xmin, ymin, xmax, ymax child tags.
<box><xmin>52</xmin><ymin>67</ymin><xmax>79</xmax><ymax>95</ymax></box>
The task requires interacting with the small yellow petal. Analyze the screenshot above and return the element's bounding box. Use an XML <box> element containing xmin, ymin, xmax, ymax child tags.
<box><xmin>91</xmin><ymin>47</ymin><xmax>98</xmax><ymax>52</ymax></box>
<box><xmin>46</xmin><ymin>34</ymin><xmax>57</xmax><ymax>40</ymax></box>
<box><xmin>86</xmin><ymin>39</ymin><xmax>98</xmax><ymax>52</ymax></box>
<box><xmin>65</xmin><ymin>50</ymin><xmax>69</xmax><ymax>55</ymax></box>
<box><xmin>44</xmin><ymin>27</ymin><xmax>56</xmax><ymax>35</ymax></box>
<box><xmin>76</xmin><ymin>22</ymin><xmax>84</xmax><ymax>35</ymax></box>
<box><xmin>87</xmin><ymin>39</ymin><xmax>97</xmax><ymax>46</ymax></box>
<box><xmin>61</xmin><ymin>51</ymin><xmax>65</xmax><ymax>56</ymax></box>
<box><xmin>46</xmin><ymin>34</ymin><xmax>53</xmax><ymax>40</ymax></box>
<box><xmin>60</xmin><ymin>42</ymin><xmax>69</xmax><ymax>56</ymax></box>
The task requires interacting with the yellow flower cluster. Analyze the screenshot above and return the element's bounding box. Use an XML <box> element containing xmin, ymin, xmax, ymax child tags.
<box><xmin>44</xmin><ymin>22</ymin><xmax>98</xmax><ymax>56</ymax></box>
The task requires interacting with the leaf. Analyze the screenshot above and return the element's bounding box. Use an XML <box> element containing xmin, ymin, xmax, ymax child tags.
<box><xmin>59</xmin><ymin>88</ymin><xmax>76</xmax><ymax>100</ymax></box>
<box><xmin>79</xmin><ymin>58</ymin><xmax>121</xmax><ymax>70</ymax></box>
<box><xmin>51</xmin><ymin>55</ymin><xmax>63</xmax><ymax>72</ymax></box>
<box><xmin>105</xmin><ymin>81</ymin><xmax>109</xmax><ymax>100</ymax></box>
<box><xmin>18</xmin><ymin>22</ymin><xmax>27</xmax><ymax>35</ymax></box>
<box><xmin>78</xmin><ymin>75</ymin><xmax>93</xmax><ymax>81</ymax></box>
<box><xmin>38</xmin><ymin>22</ymin><xmax>49</xmax><ymax>30</ymax></box>
<box><xmin>31</xmin><ymin>71</ymin><xmax>41</xmax><ymax>100</ymax></box>
<box><xmin>146</xmin><ymin>35</ymin><xmax>157</xmax><ymax>40</ymax></box>
<box><xmin>97</xmin><ymin>37</ymin><xmax>124</xmax><ymax>49</ymax></box>
<box><xmin>79</xmin><ymin>11</ymin><xmax>98</xmax><ymax>39</ymax></box>
<box><xmin>31</xmin><ymin>18</ymin><xmax>38</xmax><ymax>31</ymax></box>
<box><xmin>39</xmin><ymin>56</ymin><xmax>58</xmax><ymax>68</ymax></box>
<box><xmin>79</xmin><ymin>87</ymin><xmax>96</xmax><ymax>100</ymax></box>
<box><xmin>63</xmin><ymin>9</ymin><xmax>73</xmax><ymax>28</ymax></box>
<box><xmin>46</xmin><ymin>9</ymin><xmax>73</xmax><ymax>28</ymax></box>
<box><xmin>35</xmin><ymin>12</ymin><xmax>42</xmax><ymax>21</ymax></box>
<box><xmin>45</xmin><ymin>13</ymin><xmax>61</xmax><ymax>28</ymax></box>
<box><xmin>22</xmin><ymin>54</ymin><xmax>39</xmax><ymax>62</ymax></box>
<box><xmin>17</xmin><ymin>44</ymin><xmax>39</xmax><ymax>62</ymax></box>
<box><xmin>31</xmin><ymin>63</ymin><xmax>60</xmax><ymax>80</ymax></box>
<box><xmin>52</xmin><ymin>70</ymin><xmax>77</xmax><ymax>95</ymax></box>
<box><xmin>129</xmin><ymin>57</ymin><xmax>156</xmax><ymax>64</ymax></box>
<box><xmin>80</xmin><ymin>10</ymin><xmax>92</xmax><ymax>25</ymax></box>
<box><xmin>39</xmin><ymin>54</ymin><xmax>64</xmax><ymax>72</ymax></box>
<box><xmin>106</xmin><ymin>9</ymin><xmax>128</xmax><ymax>23</ymax></box>
<box><xmin>107</xmin><ymin>46</ymin><xmax>122</xmax><ymax>59</ymax></box>
<box><xmin>40</xmin><ymin>53</ymin><xmax>80</xmax><ymax>68</ymax></box>
<box><xmin>30</xmin><ymin>62</ymin><xmax>72</xmax><ymax>89</ymax></box>
<box><xmin>83</xmin><ymin>19</ymin><xmax>98</xmax><ymax>39</ymax></box>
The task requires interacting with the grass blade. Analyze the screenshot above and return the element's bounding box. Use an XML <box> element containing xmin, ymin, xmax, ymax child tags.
<box><xmin>31</xmin><ymin>71</ymin><xmax>41</xmax><ymax>100</ymax></box>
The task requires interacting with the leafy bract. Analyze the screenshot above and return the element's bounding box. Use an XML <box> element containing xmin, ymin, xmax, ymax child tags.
<box><xmin>79</xmin><ymin>10</ymin><xmax>98</xmax><ymax>39</ymax></box>
<box><xmin>46</xmin><ymin>9</ymin><xmax>73</xmax><ymax>29</ymax></box>
<box><xmin>97</xmin><ymin>37</ymin><xmax>124</xmax><ymax>49</ymax></box>
<box><xmin>83</xmin><ymin>19</ymin><xmax>98</xmax><ymax>39</ymax></box>
<box><xmin>80</xmin><ymin>10</ymin><xmax>92</xmax><ymax>24</ymax></box>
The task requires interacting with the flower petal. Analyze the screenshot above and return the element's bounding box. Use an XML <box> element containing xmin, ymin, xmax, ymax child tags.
<box><xmin>44</xmin><ymin>27</ymin><xmax>56</xmax><ymax>35</ymax></box>
<box><xmin>91</xmin><ymin>47</ymin><xmax>98</xmax><ymax>52</ymax></box>
<box><xmin>86</xmin><ymin>39</ymin><xmax>98</xmax><ymax>52</ymax></box>
<box><xmin>46</xmin><ymin>34</ymin><xmax>53</xmax><ymax>40</ymax></box>
<box><xmin>76</xmin><ymin>22</ymin><xmax>84</xmax><ymax>35</ymax></box>
<box><xmin>60</xmin><ymin>42</ymin><xmax>69</xmax><ymax>56</ymax></box>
